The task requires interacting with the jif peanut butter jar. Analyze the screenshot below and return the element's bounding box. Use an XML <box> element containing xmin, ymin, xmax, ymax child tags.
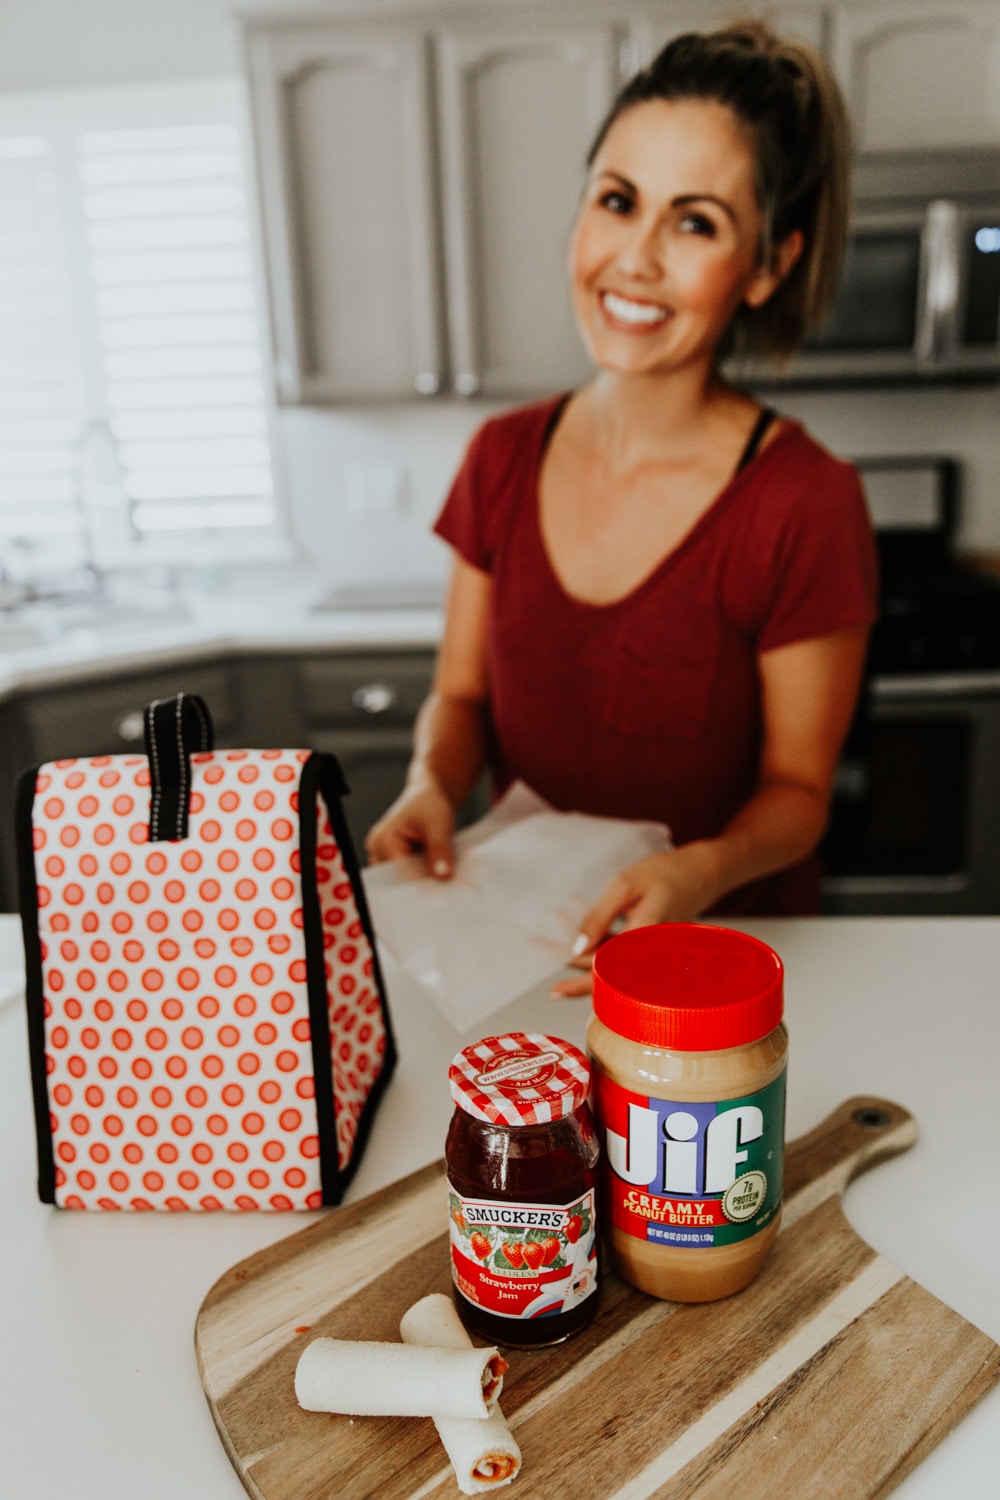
<box><xmin>587</xmin><ymin>922</ymin><xmax>787</xmax><ymax>1303</ymax></box>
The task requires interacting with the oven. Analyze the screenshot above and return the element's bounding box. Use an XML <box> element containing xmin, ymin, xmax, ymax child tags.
<box><xmin>820</xmin><ymin>457</ymin><xmax>1000</xmax><ymax>915</ymax></box>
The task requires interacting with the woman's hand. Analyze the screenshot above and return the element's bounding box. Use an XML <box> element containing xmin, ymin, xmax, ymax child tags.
<box><xmin>365</xmin><ymin>780</ymin><xmax>457</xmax><ymax>878</ymax></box>
<box><xmin>550</xmin><ymin>843</ymin><xmax>719</xmax><ymax>997</ymax></box>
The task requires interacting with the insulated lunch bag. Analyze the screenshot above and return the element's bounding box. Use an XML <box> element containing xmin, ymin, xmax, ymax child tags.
<box><xmin>17</xmin><ymin>691</ymin><xmax>396</xmax><ymax>1211</ymax></box>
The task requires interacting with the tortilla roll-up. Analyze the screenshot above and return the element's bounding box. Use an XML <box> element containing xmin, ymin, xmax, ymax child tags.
<box><xmin>400</xmin><ymin>1295</ymin><xmax>522</xmax><ymax>1493</ymax></box>
<box><xmin>294</xmin><ymin>1338</ymin><xmax>507</xmax><ymax>1420</ymax></box>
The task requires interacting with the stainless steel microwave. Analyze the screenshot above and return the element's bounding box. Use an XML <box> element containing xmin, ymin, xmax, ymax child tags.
<box><xmin>732</xmin><ymin>150</ymin><xmax>1000</xmax><ymax>384</ymax></box>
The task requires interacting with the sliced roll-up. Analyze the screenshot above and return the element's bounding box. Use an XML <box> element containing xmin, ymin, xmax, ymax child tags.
<box><xmin>294</xmin><ymin>1337</ymin><xmax>506</xmax><ymax>1420</ymax></box>
<box><xmin>400</xmin><ymin>1294</ymin><xmax>522</xmax><ymax>1493</ymax></box>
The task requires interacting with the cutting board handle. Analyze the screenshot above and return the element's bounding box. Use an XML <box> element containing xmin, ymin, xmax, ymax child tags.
<box><xmin>784</xmin><ymin>1095</ymin><xmax>916</xmax><ymax>1216</ymax></box>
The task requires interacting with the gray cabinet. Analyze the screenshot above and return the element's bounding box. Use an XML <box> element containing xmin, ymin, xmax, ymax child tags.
<box><xmin>295</xmin><ymin>650</ymin><xmax>436</xmax><ymax>851</ymax></box>
<box><xmin>832</xmin><ymin>1</ymin><xmax>1000</xmax><ymax>153</ymax></box>
<box><xmin>244</xmin><ymin>8</ymin><xmax>619</xmax><ymax>403</ymax></box>
<box><xmin>436</xmin><ymin>21</ymin><xmax>617</xmax><ymax>398</ymax></box>
<box><xmin>246</xmin><ymin>24</ymin><xmax>444</xmax><ymax>402</ymax></box>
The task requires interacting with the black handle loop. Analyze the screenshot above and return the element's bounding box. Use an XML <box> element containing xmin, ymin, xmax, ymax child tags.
<box><xmin>143</xmin><ymin>693</ymin><xmax>215</xmax><ymax>843</ymax></box>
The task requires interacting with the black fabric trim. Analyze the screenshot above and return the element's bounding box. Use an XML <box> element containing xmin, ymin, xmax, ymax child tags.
<box><xmin>297</xmin><ymin>752</ymin><xmax>397</xmax><ymax>1206</ymax></box>
<box><xmin>144</xmin><ymin>692</ymin><xmax>214</xmax><ymax>843</ymax></box>
<box><xmin>298</xmin><ymin>753</ymin><xmax>340</xmax><ymax>1204</ymax></box>
<box><xmin>15</xmin><ymin>766</ymin><xmax>56</xmax><ymax>1204</ymax></box>
<box><xmin>316</xmin><ymin>754</ymin><xmax>397</xmax><ymax>1202</ymax></box>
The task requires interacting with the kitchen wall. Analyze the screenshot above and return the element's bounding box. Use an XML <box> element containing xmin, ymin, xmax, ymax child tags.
<box><xmin>4</xmin><ymin>0</ymin><xmax>1000</xmax><ymax>590</ymax></box>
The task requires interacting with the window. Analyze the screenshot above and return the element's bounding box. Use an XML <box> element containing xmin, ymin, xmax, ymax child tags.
<box><xmin>0</xmin><ymin>78</ymin><xmax>283</xmax><ymax>585</ymax></box>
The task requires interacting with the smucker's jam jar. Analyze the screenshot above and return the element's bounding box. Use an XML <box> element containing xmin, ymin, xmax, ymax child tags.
<box><xmin>446</xmin><ymin>1032</ymin><xmax>600</xmax><ymax>1348</ymax></box>
<box><xmin>587</xmin><ymin>923</ymin><xmax>787</xmax><ymax>1304</ymax></box>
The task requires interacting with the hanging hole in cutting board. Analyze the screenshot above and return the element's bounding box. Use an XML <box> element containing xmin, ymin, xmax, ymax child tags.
<box><xmin>853</xmin><ymin>1106</ymin><xmax>892</xmax><ymax>1129</ymax></box>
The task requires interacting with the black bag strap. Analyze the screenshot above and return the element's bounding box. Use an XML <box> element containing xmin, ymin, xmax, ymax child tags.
<box><xmin>143</xmin><ymin>692</ymin><xmax>214</xmax><ymax>842</ymax></box>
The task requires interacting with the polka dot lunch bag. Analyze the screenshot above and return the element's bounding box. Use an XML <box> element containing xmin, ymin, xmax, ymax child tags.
<box><xmin>17</xmin><ymin>691</ymin><xmax>396</xmax><ymax>1211</ymax></box>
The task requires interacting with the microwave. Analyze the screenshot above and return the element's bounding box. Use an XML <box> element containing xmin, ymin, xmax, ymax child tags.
<box><xmin>732</xmin><ymin>150</ymin><xmax>1000</xmax><ymax>384</ymax></box>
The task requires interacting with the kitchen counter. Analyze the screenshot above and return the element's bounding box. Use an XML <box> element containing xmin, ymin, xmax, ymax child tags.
<box><xmin>0</xmin><ymin>563</ymin><xmax>444</xmax><ymax>696</ymax></box>
<box><xmin>2</xmin><ymin>916</ymin><xmax>998</xmax><ymax>1498</ymax></box>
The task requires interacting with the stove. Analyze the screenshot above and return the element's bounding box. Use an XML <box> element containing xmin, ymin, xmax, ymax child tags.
<box><xmin>821</xmin><ymin>457</ymin><xmax>1000</xmax><ymax>914</ymax></box>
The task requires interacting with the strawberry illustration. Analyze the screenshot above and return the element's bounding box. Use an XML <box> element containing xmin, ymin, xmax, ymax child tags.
<box><xmin>501</xmin><ymin>1241</ymin><xmax>524</xmax><ymax>1268</ymax></box>
<box><xmin>540</xmin><ymin>1235</ymin><xmax>562</xmax><ymax>1265</ymax></box>
<box><xmin>565</xmin><ymin>1214</ymin><xmax>583</xmax><ymax>1244</ymax></box>
<box><xmin>521</xmin><ymin>1241</ymin><xmax>545</xmax><ymax>1271</ymax></box>
<box><xmin>452</xmin><ymin>1208</ymin><xmax>468</xmax><ymax>1234</ymax></box>
<box><xmin>470</xmin><ymin>1232</ymin><xmax>492</xmax><ymax>1260</ymax></box>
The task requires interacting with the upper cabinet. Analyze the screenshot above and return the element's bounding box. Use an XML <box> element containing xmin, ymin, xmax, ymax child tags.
<box><xmin>833</xmin><ymin>1</ymin><xmax>1000</xmax><ymax>153</ymax></box>
<box><xmin>243</xmin><ymin>1</ymin><xmax>1000</xmax><ymax>405</ymax></box>
<box><xmin>436</xmin><ymin>24</ymin><xmax>617</xmax><ymax>398</ymax></box>
<box><xmin>245</xmin><ymin>11</ymin><xmax>618</xmax><ymax>404</ymax></box>
<box><xmin>246</xmin><ymin>25</ymin><xmax>444</xmax><ymax>402</ymax></box>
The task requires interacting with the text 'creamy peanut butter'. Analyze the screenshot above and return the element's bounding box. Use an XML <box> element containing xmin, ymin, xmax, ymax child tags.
<box><xmin>587</xmin><ymin>923</ymin><xmax>787</xmax><ymax>1303</ymax></box>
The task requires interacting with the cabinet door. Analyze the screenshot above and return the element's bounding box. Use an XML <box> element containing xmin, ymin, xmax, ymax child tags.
<box><xmin>437</xmin><ymin>23</ymin><xmax>618</xmax><ymax>398</ymax></box>
<box><xmin>246</xmin><ymin>24</ymin><xmax>445</xmax><ymax>402</ymax></box>
<box><xmin>832</xmin><ymin>1</ymin><xmax>1000</xmax><ymax>152</ymax></box>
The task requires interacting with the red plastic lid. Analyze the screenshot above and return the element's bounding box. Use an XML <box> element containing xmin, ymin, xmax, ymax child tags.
<box><xmin>592</xmin><ymin>923</ymin><xmax>783</xmax><ymax>1050</ymax></box>
<box><xmin>449</xmin><ymin>1032</ymin><xmax>590</xmax><ymax>1127</ymax></box>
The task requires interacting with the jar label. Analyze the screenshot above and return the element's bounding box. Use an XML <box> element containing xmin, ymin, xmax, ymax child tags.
<box><xmin>593</xmin><ymin>1068</ymin><xmax>786</xmax><ymax>1248</ymax></box>
<box><xmin>447</xmin><ymin>1181</ymin><xmax>598</xmax><ymax>1319</ymax></box>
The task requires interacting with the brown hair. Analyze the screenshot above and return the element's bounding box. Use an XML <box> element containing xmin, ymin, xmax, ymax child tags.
<box><xmin>586</xmin><ymin>20</ymin><xmax>851</xmax><ymax>360</ymax></box>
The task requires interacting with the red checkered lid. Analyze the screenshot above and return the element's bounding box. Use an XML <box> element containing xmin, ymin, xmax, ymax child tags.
<box><xmin>449</xmin><ymin>1033</ymin><xmax>590</xmax><ymax>1127</ymax></box>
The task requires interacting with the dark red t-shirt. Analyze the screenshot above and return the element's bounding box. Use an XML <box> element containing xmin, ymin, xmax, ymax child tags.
<box><xmin>434</xmin><ymin>394</ymin><xmax>878</xmax><ymax>914</ymax></box>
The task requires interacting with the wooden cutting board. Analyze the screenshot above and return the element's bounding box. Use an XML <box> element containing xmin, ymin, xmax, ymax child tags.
<box><xmin>195</xmin><ymin>1097</ymin><xmax>1000</xmax><ymax>1500</ymax></box>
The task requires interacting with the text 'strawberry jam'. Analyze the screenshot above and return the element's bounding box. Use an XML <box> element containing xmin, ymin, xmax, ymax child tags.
<box><xmin>446</xmin><ymin>1033</ymin><xmax>600</xmax><ymax>1348</ymax></box>
<box><xmin>587</xmin><ymin>923</ymin><xmax>787</xmax><ymax>1303</ymax></box>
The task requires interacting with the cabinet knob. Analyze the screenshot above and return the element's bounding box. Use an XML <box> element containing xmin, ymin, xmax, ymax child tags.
<box><xmin>116</xmin><ymin>710</ymin><xmax>145</xmax><ymax>743</ymax></box>
<box><xmin>352</xmin><ymin>682</ymin><xmax>398</xmax><ymax>716</ymax></box>
<box><xmin>414</xmin><ymin>371</ymin><xmax>440</xmax><ymax>396</ymax></box>
<box><xmin>454</xmin><ymin>372</ymin><xmax>480</xmax><ymax>396</ymax></box>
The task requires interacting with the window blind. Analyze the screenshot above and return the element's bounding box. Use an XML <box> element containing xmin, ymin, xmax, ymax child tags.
<box><xmin>0</xmin><ymin>84</ymin><xmax>279</xmax><ymax>579</ymax></box>
<box><xmin>79</xmin><ymin>122</ymin><xmax>275</xmax><ymax>534</ymax></box>
<box><xmin>0</xmin><ymin>136</ymin><xmax>85</xmax><ymax>564</ymax></box>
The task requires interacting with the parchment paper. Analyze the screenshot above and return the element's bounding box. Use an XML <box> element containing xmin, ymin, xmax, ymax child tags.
<box><xmin>362</xmin><ymin>784</ymin><xmax>671</xmax><ymax>1030</ymax></box>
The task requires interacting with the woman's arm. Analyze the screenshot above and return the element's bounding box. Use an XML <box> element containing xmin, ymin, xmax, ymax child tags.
<box><xmin>365</xmin><ymin>555</ymin><xmax>492</xmax><ymax>875</ymax></box>
<box><xmin>552</xmin><ymin>624</ymin><xmax>869</xmax><ymax>994</ymax></box>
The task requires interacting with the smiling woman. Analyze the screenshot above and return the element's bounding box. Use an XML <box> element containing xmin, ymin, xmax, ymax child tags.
<box><xmin>366</xmin><ymin>21</ymin><xmax>878</xmax><ymax>991</ymax></box>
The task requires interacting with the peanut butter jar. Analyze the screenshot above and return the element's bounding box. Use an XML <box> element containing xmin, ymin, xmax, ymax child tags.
<box><xmin>587</xmin><ymin>923</ymin><xmax>787</xmax><ymax>1303</ymax></box>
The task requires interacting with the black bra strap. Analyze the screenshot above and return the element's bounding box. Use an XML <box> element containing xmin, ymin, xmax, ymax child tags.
<box><xmin>736</xmin><ymin>406</ymin><xmax>777</xmax><ymax>474</ymax></box>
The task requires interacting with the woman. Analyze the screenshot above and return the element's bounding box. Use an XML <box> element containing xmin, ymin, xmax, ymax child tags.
<box><xmin>366</xmin><ymin>23</ymin><xmax>877</xmax><ymax>995</ymax></box>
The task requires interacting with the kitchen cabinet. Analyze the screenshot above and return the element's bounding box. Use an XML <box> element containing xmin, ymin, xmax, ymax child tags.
<box><xmin>435</xmin><ymin>20</ymin><xmax>616</xmax><ymax>398</ymax></box>
<box><xmin>832</xmin><ymin>1</ymin><xmax>1000</xmax><ymax>152</ymax></box>
<box><xmin>245</xmin><ymin>24</ymin><xmax>444</xmax><ymax>402</ymax></box>
<box><xmin>243</xmin><ymin>6</ymin><xmax>619</xmax><ymax>403</ymax></box>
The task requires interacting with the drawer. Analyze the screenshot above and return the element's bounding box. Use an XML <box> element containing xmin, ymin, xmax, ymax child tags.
<box><xmin>298</xmin><ymin>653</ymin><xmax>433</xmax><ymax>728</ymax></box>
<box><xmin>21</xmin><ymin>663</ymin><xmax>238</xmax><ymax>761</ymax></box>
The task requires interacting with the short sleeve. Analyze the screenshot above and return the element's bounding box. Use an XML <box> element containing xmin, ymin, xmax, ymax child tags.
<box><xmin>757</xmin><ymin>461</ymin><xmax>879</xmax><ymax>653</ymax></box>
<box><xmin>432</xmin><ymin>422</ymin><xmax>496</xmax><ymax>573</ymax></box>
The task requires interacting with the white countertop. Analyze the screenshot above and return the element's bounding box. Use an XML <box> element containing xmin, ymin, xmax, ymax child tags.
<box><xmin>2</xmin><ymin>915</ymin><xmax>999</xmax><ymax>1498</ymax></box>
<box><xmin>0</xmin><ymin>564</ymin><xmax>444</xmax><ymax>695</ymax></box>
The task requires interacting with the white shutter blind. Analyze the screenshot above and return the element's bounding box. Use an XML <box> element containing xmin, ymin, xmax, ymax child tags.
<box><xmin>0</xmin><ymin>83</ymin><xmax>281</xmax><ymax>578</ymax></box>
<box><xmin>79</xmin><ymin>122</ymin><xmax>276</xmax><ymax>534</ymax></box>
<box><xmin>0</xmin><ymin>137</ymin><xmax>85</xmax><ymax>563</ymax></box>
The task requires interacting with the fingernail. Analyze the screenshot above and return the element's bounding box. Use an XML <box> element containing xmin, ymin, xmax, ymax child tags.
<box><xmin>571</xmin><ymin>933</ymin><xmax>590</xmax><ymax>958</ymax></box>
<box><xmin>432</xmin><ymin>859</ymin><xmax>450</xmax><ymax>878</ymax></box>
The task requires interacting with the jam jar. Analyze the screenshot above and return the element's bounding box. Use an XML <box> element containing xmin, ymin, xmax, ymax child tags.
<box><xmin>446</xmin><ymin>1032</ymin><xmax>600</xmax><ymax>1348</ymax></box>
<box><xmin>588</xmin><ymin>923</ymin><xmax>787</xmax><ymax>1303</ymax></box>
